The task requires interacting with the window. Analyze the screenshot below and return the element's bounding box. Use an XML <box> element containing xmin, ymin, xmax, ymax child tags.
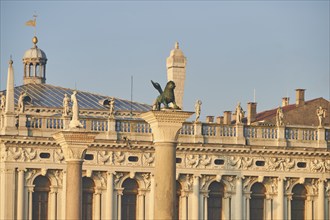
<box><xmin>291</xmin><ymin>184</ymin><xmax>307</xmax><ymax>220</ymax></box>
<box><xmin>122</xmin><ymin>179</ymin><xmax>138</xmax><ymax>220</ymax></box>
<box><xmin>32</xmin><ymin>176</ymin><xmax>50</xmax><ymax>220</ymax></box>
<box><xmin>208</xmin><ymin>181</ymin><xmax>224</xmax><ymax>220</ymax></box>
<box><xmin>250</xmin><ymin>182</ymin><xmax>266</xmax><ymax>220</ymax></box>
<box><xmin>176</xmin><ymin>181</ymin><xmax>182</xmax><ymax>220</ymax></box>
<box><xmin>82</xmin><ymin>177</ymin><xmax>95</xmax><ymax>220</ymax></box>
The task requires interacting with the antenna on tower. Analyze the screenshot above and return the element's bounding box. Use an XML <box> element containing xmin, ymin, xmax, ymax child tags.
<box><xmin>130</xmin><ymin>76</ymin><xmax>133</xmax><ymax>118</ymax></box>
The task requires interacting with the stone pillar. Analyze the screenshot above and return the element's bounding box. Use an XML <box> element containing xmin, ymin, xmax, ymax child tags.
<box><xmin>317</xmin><ymin>127</ymin><xmax>327</xmax><ymax>148</ymax></box>
<box><xmin>0</xmin><ymin>168</ymin><xmax>15</xmax><ymax>219</ymax></box>
<box><xmin>94</xmin><ymin>188</ymin><xmax>102</xmax><ymax>220</ymax></box>
<box><xmin>180</xmin><ymin>192</ymin><xmax>189</xmax><ymax>220</ymax></box>
<box><xmin>50</xmin><ymin>186</ymin><xmax>58</xmax><ymax>220</ymax></box>
<box><xmin>318</xmin><ymin>179</ymin><xmax>325</xmax><ymax>220</ymax></box>
<box><xmin>149</xmin><ymin>174</ymin><xmax>155</xmax><ymax>219</ymax></box>
<box><xmin>236</xmin><ymin>123</ymin><xmax>245</xmax><ymax>145</ymax></box>
<box><xmin>192</xmin><ymin>175</ymin><xmax>200</xmax><ymax>219</ymax></box>
<box><xmin>53</xmin><ymin>130</ymin><xmax>97</xmax><ymax>220</ymax></box>
<box><xmin>140</xmin><ymin>110</ymin><xmax>193</xmax><ymax>219</ymax></box>
<box><xmin>138</xmin><ymin>189</ymin><xmax>146</xmax><ymax>220</ymax></box>
<box><xmin>17</xmin><ymin>168</ymin><xmax>25</xmax><ymax>220</ymax></box>
<box><xmin>277</xmin><ymin>177</ymin><xmax>285</xmax><ymax>220</ymax></box>
<box><xmin>244</xmin><ymin>192</ymin><xmax>251</xmax><ymax>220</ymax></box>
<box><xmin>200</xmin><ymin>190</ymin><xmax>209</xmax><ymax>220</ymax></box>
<box><xmin>106</xmin><ymin>171</ymin><xmax>114</xmax><ymax>220</ymax></box>
<box><xmin>117</xmin><ymin>188</ymin><xmax>124</xmax><ymax>220</ymax></box>
<box><xmin>107</xmin><ymin>118</ymin><xmax>117</xmax><ymax>139</ymax></box>
<box><xmin>27</xmin><ymin>185</ymin><xmax>34</xmax><ymax>220</ymax></box>
<box><xmin>235</xmin><ymin>176</ymin><xmax>243</xmax><ymax>220</ymax></box>
<box><xmin>286</xmin><ymin>193</ymin><xmax>293</xmax><ymax>220</ymax></box>
<box><xmin>193</xmin><ymin>122</ymin><xmax>203</xmax><ymax>143</ymax></box>
<box><xmin>277</xmin><ymin>125</ymin><xmax>287</xmax><ymax>147</ymax></box>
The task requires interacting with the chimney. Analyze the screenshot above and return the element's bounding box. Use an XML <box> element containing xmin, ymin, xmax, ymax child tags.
<box><xmin>282</xmin><ymin>97</ymin><xmax>290</xmax><ymax>107</ymax></box>
<box><xmin>216</xmin><ymin>116</ymin><xmax>223</xmax><ymax>124</ymax></box>
<box><xmin>223</xmin><ymin>111</ymin><xmax>232</xmax><ymax>125</ymax></box>
<box><xmin>295</xmin><ymin>89</ymin><xmax>305</xmax><ymax>106</ymax></box>
<box><xmin>247</xmin><ymin>102</ymin><xmax>257</xmax><ymax>125</ymax></box>
<box><xmin>206</xmin><ymin>116</ymin><xmax>214</xmax><ymax>123</ymax></box>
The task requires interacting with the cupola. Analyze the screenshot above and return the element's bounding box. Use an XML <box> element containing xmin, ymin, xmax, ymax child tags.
<box><xmin>22</xmin><ymin>36</ymin><xmax>47</xmax><ymax>84</ymax></box>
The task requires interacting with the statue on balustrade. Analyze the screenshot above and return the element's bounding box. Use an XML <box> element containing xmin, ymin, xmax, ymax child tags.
<box><xmin>195</xmin><ymin>100</ymin><xmax>202</xmax><ymax>122</ymax></box>
<box><xmin>151</xmin><ymin>80</ymin><xmax>181</xmax><ymax>111</ymax></box>
<box><xmin>235</xmin><ymin>102</ymin><xmax>244</xmax><ymax>124</ymax></box>
<box><xmin>69</xmin><ymin>91</ymin><xmax>83</xmax><ymax>129</ymax></box>
<box><xmin>62</xmin><ymin>94</ymin><xmax>70</xmax><ymax>116</ymax></box>
<box><xmin>316</xmin><ymin>106</ymin><xmax>326</xmax><ymax>127</ymax></box>
<box><xmin>276</xmin><ymin>106</ymin><xmax>284</xmax><ymax>126</ymax></box>
<box><xmin>18</xmin><ymin>91</ymin><xmax>27</xmax><ymax>113</ymax></box>
<box><xmin>109</xmin><ymin>97</ymin><xmax>115</xmax><ymax>118</ymax></box>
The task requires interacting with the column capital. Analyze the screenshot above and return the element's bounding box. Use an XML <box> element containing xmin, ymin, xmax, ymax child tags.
<box><xmin>140</xmin><ymin>110</ymin><xmax>194</xmax><ymax>142</ymax></box>
<box><xmin>53</xmin><ymin>130</ymin><xmax>97</xmax><ymax>161</ymax></box>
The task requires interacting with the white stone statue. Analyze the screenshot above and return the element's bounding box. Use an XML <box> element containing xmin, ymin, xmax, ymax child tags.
<box><xmin>109</xmin><ymin>97</ymin><xmax>115</xmax><ymax>118</ymax></box>
<box><xmin>235</xmin><ymin>102</ymin><xmax>244</xmax><ymax>124</ymax></box>
<box><xmin>18</xmin><ymin>91</ymin><xmax>27</xmax><ymax>113</ymax></box>
<box><xmin>0</xmin><ymin>93</ymin><xmax>5</xmax><ymax>111</ymax></box>
<box><xmin>195</xmin><ymin>100</ymin><xmax>202</xmax><ymax>122</ymax></box>
<box><xmin>69</xmin><ymin>91</ymin><xmax>83</xmax><ymax>129</ymax></box>
<box><xmin>62</xmin><ymin>94</ymin><xmax>70</xmax><ymax>116</ymax></box>
<box><xmin>276</xmin><ymin>106</ymin><xmax>284</xmax><ymax>126</ymax></box>
<box><xmin>316</xmin><ymin>106</ymin><xmax>326</xmax><ymax>127</ymax></box>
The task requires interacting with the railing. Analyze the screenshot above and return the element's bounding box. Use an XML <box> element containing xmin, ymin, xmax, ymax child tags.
<box><xmin>19</xmin><ymin>114</ymin><xmax>329</xmax><ymax>147</ymax></box>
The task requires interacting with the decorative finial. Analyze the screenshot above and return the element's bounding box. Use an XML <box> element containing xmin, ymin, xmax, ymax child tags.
<box><xmin>32</xmin><ymin>36</ymin><xmax>38</xmax><ymax>46</ymax></box>
<box><xmin>175</xmin><ymin>42</ymin><xmax>179</xmax><ymax>49</ymax></box>
<box><xmin>9</xmin><ymin>55</ymin><xmax>13</xmax><ymax>65</ymax></box>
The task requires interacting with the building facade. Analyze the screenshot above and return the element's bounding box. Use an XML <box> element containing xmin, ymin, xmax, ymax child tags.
<box><xmin>0</xmin><ymin>35</ymin><xmax>329</xmax><ymax>220</ymax></box>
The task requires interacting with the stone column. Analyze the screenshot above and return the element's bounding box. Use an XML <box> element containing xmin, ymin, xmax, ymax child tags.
<box><xmin>50</xmin><ymin>186</ymin><xmax>58</xmax><ymax>220</ymax></box>
<box><xmin>0</xmin><ymin>168</ymin><xmax>15</xmax><ymax>219</ymax></box>
<box><xmin>140</xmin><ymin>110</ymin><xmax>193</xmax><ymax>219</ymax></box>
<box><xmin>94</xmin><ymin>188</ymin><xmax>102</xmax><ymax>220</ymax></box>
<box><xmin>318</xmin><ymin>179</ymin><xmax>325</xmax><ymax>220</ymax></box>
<box><xmin>200</xmin><ymin>190</ymin><xmax>209</xmax><ymax>220</ymax></box>
<box><xmin>235</xmin><ymin>176</ymin><xmax>243</xmax><ymax>220</ymax></box>
<box><xmin>17</xmin><ymin>168</ymin><xmax>25</xmax><ymax>220</ymax></box>
<box><xmin>286</xmin><ymin>193</ymin><xmax>293</xmax><ymax>220</ymax></box>
<box><xmin>117</xmin><ymin>188</ymin><xmax>124</xmax><ymax>220</ymax></box>
<box><xmin>106</xmin><ymin>171</ymin><xmax>114</xmax><ymax>219</ymax></box>
<box><xmin>53</xmin><ymin>130</ymin><xmax>97</xmax><ymax>220</ymax></box>
<box><xmin>244</xmin><ymin>192</ymin><xmax>251</xmax><ymax>220</ymax></box>
<box><xmin>236</xmin><ymin>123</ymin><xmax>245</xmax><ymax>145</ymax></box>
<box><xmin>138</xmin><ymin>189</ymin><xmax>147</xmax><ymax>220</ymax></box>
<box><xmin>192</xmin><ymin>175</ymin><xmax>200</xmax><ymax>219</ymax></box>
<box><xmin>27</xmin><ymin>185</ymin><xmax>34</xmax><ymax>220</ymax></box>
<box><xmin>180</xmin><ymin>192</ymin><xmax>189</xmax><ymax>220</ymax></box>
<box><xmin>149</xmin><ymin>174</ymin><xmax>155</xmax><ymax>219</ymax></box>
<box><xmin>193</xmin><ymin>122</ymin><xmax>203</xmax><ymax>143</ymax></box>
<box><xmin>277</xmin><ymin>177</ymin><xmax>285</xmax><ymax>220</ymax></box>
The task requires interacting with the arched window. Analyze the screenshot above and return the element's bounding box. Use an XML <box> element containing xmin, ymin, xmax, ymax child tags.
<box><xmin>291</xmin><ymin>184</ymin><xmax>307</xmax><ymax>220</ymax></box>
<box><xmin>82</xmin><ymin>177</ymin><xmax>95</xmax><ymax>220</ymax></box>
<box><xmin>250</xmin><ymin>182</ymin><xmax>266</xmax><ymax>220</ymax></box>
<box><xmin>32</xmin><ymin>176</ymin><xmax>50</xmax><ymax>220</ymax></box>
<box><xmin>176</xmin><ymin>181</ymin><xmax>182</xmax><ymax>220</ymax></box>
<box><xmin>122</xmin><ymin>178</ymin><xmax>138</xmax><ymax>220</ymax></box>
<box><xmin>36</xmin><ymin>64</ymin><xmax>40</xmax><ymax>77</ymax></box>
<box><xmin>208</xmin><ymin>181</ymin><xmax>224</xmax><ymax>220</ymax></box>
<box><xmin>29</xmin><ymin>64</ymin><xmax>33</xmax><ymax>77</ymax></box>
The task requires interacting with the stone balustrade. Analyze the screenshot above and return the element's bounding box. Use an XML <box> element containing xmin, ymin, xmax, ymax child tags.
<box><xmin>17</xmin><ymin>114</ymin><xmax>329</xmax><ymax>148</ymax></box>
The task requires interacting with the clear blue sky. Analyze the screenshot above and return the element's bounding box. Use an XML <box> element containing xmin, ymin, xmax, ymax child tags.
<box><xmin>1</xmin><ymin>1</ymin><xmax>329</xmax><ymax>120</ymax></box>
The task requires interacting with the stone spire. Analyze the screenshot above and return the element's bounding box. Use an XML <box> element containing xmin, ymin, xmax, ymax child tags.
<box><xmin>166</xmin><ymin>42</ymin><xmax>187</xmax><ymax>109</ymax></box>
<box><xmin>22</xmin><ymin>36</ymin><xmax>47</xmax><ymax>84</ymax></box>
<box><xmin>1</xmin><ymin>58</ymin><xmax>17</xmax><ymax>134</ymax></box>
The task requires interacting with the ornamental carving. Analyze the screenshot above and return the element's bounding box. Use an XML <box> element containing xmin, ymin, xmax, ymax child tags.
<box><xmin>267</xmin><ymin>158</ymin><xmax>295</xmax><ymax>171</ymax></box>
<box><xmin>222</xmin><ymin>175</ymin><xmax>236</xmax><ymax>192</ymax></box>
<box><xmin>200</xmin><ymin>155</ymin><xmax>212</xmax><ymax>168</ymax></box>
<box><xmin>143</xmin><ymin>152</ymin><xmax>154</xmax><ymax>166</ymax></box>
<box><xmin>285</xmin><ymin>178</ymin><xmax>299</xmax><ymax>194</ymax></box>
<box><xmin>181</xmin><ymin>174</ymin><xmax>193</xmax><ymax>191</ymax></box>
<box><xmin>200</xmin><ymin>175</ymin><xmax>214</xmax><ymax>190</ymax></box>
<box><xmin>243</xmin><ymin>176</ymin><xmax>258</xmax><ymax>192</ymax></box>
<box><xmin>98</xmin><ymin>151</ymin><xmax>112</xmax><ymax>164</ymax></box>
<box><xmin>8</xmin><ymin>147</ymin><xmax>36</xmax><ymax>162</ymax></box>
<box><xmin>229</xmin><ymin>156</ymin><xmax>253</xmax><ymax>170</ymax></box>
<box><xmin>25</xmin><ymin>169</ymin><xmax>37</xmax><ymax>185</ymax></box>
<box><xmin>186</xmin><ymin>154</ymin><xmax>200</xmax><ymax>168</ymax></box>
<box><xmin>114</xmin><ymin>152</ymin><xmax>125</xmax><ymax>165</ymax></box>
<box><xmin>54</xmin><ymin>149</ymin><xmax>64</xmax><ymax>163</ymax></box>
<box><xmin>310</xmin><ymin>159</ymin><xmax>330</xmax><ymax>173</ymax></box>
<box><xmin>95</xmin><ymin>171</ymin><xmax>107</xmax><ymax>188</ymax></box>
<box><xmin>141</xmin><ymin>173</ymin><xmax>151</xmax><ymax>189</ymax></box>
<box><xmin>114</xmin><ymin>172</ymin><xmax>124</xmax><ymax>187</ymax></box>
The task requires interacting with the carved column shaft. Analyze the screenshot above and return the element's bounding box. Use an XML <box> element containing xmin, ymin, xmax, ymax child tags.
<box><xmin>106</xmin><ymin>172</ymin><xmax>114</xmax><ymax>219</ymax></box>
<box><xmin>318</xmin><ymin>180</ymin><xmax>325</xmax><ymax>220</ymax></box>
<box><xmin>192</xmin><ymin>175</ymin><xmax>200</xmax><ymax>219</ymax></box>
<box><xmin>17</xmin><ymin>169</ymin><xmax>25</xmax><ymax>220</ymax></box>
<box><xmin>277</xmin><ymin>178</ymin><xmax>284</xmax><ymax>220</ymax></box>
<box><xmin>235</xmin><ymin>177</ymin><xmax>243</xmax><ymax>220</ymax></box>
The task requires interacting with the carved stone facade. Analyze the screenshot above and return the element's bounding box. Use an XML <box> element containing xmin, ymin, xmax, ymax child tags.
<box><xmin>0</xmin><ymin>35</ymin><xmax>329</xmax><ymax>220</ymax></box>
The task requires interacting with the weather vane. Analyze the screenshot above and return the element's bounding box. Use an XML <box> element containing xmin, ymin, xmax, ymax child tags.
<box><xmin>25</xmin><ymin>13</ymin><xmax>37</xmax><ymax>36</ymax></box>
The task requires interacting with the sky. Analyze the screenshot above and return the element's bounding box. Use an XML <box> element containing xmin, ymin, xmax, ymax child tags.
<box><xmin>1</xmin><ymin>1</ymin><xmax>329</xmax><ymax>120</ymax></box>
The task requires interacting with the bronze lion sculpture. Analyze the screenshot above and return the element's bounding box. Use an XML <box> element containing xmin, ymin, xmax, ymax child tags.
<box><xmin>151</xmin><ymin>80</ymin><xmax>181</xmax><ymax>111</ymax></box>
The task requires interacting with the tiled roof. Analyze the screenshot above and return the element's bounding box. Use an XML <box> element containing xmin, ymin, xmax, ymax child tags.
<box><xmin>254</xmin><ymin>98</ymin><xmax>323</xmax><ymax>122</ymax></box>
<box><xmin>1</xmin><ymin>83</ymin><xmax>151</xmax><ymax>112</ymax></box>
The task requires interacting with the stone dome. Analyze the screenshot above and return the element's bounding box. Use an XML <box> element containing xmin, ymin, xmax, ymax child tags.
<box><xmin>23</xmin><ymin>36</ymin><xmax>47</xmax><ymax>60</ymax></box>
